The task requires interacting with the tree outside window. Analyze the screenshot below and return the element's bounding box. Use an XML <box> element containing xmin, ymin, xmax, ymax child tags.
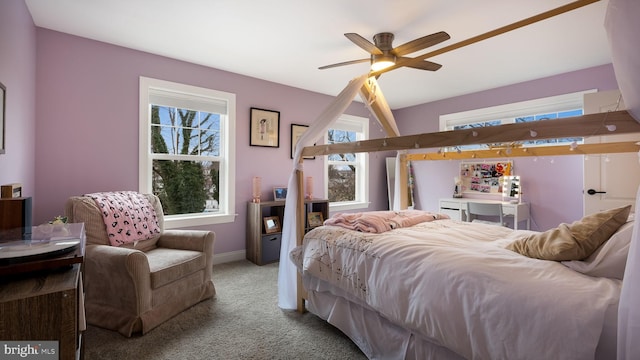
<box><xmin>150</xmin><ymin>106</ymin><xmax>220</xmax><ymax>215</ymax></box>
<box><xmin>325</xmin><ymin>115</ymin><xmax>369</xmax><ymax>211</ymax></box>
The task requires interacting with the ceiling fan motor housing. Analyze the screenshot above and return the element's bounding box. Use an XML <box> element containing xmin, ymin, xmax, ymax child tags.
<box><xmin>373</xmin><ymin>32</ymin><xmax>395</xmax><ymax>50</ymax></box>
<box><xmin>372</xmin><ymin>32</ymin><xmax>397</xmax><ymax>65</ymax></box>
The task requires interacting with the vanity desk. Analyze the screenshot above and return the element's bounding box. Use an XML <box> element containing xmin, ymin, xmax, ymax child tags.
<box><xmin>439</xmin><ymin>198</ymin><xmax>530</xmax><ymax>230</ymax></box>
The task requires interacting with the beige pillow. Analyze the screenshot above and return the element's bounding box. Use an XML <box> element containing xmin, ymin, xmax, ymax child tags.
<box><xmin>506</xmin><ymin>205</ymin><xmax>631</xmax><ymax>261</ymax></box>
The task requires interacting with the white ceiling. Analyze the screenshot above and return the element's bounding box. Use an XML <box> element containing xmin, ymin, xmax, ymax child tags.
<box><xmin>24</xmin><ymin>0</ymin><xmax>611</xmax><ymax>109</ymax></box>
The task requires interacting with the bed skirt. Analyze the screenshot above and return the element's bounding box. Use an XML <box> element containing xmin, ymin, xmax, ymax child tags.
<box><xmin>304</xmin><ymin>276</ymin><xmax>619</xmax><ymax>360</ymax></box>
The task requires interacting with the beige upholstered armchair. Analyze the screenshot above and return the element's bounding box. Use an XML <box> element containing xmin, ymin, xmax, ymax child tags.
<box><xmin>65</xmin><ymin>192</ymin><xmax>215</xmax><ymax>337</ymax></box>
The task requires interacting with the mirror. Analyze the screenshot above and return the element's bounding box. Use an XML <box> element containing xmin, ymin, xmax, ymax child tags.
<box><xmin>502</xmin><ymin>176</ymin><xmax>521</xmax><ymax>203</ymax></box>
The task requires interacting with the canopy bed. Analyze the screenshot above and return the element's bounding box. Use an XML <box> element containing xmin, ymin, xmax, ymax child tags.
<box><xmin>291</xmin><ymin>208</ymin><xmax>631</xmax><ymax>359</ymax></box>
<box><xmin>278</xmin><ymin>0</ymin><xmax>640</xmax><ymax>358</ymax></box>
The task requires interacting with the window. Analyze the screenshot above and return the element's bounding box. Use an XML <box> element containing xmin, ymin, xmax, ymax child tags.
<box><xmin>440</xmin><ymin>90</ymin><xmax>596</xmax><ymax>151</ymax></box>
<box><xmin>325</xmin><ymin>114</ymin><xmax>369</xmax><ymax>211</ymax></box>
<box><xmin>139</xmin><ymin>77</ymin><xmax>236</xmax><ymax>228</ymax></box>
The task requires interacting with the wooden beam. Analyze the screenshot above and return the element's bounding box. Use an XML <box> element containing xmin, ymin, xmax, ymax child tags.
<box><xmin>301</xmin><ymin>111</ymin><xmax>640</xmax><ymax>157</ymax></box>
<box><xmin>406</xmin><ymin>141</ymin><xmax>640</xmax><ymax>161</ymax></box>
<box><xmin>371</xmin><ymin>0</ymin><xmax>600</xmax><ymax>76</ymax></box>
<box><xmin>359</xmin><ymin>79</ymin><xmax>400</xmax><ymax>137</ymax></box>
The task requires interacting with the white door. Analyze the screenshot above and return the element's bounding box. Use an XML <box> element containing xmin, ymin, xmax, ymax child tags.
<box><xmin>583</xmin><ymin>90</ymin><xmax>640</xmax><ymax>215</ymax></box>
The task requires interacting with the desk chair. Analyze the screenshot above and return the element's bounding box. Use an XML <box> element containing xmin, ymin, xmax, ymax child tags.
<box><xmin>466</xmin><ymin>202</ymin><xmax>504</xmax><ymax>226</ymax></box>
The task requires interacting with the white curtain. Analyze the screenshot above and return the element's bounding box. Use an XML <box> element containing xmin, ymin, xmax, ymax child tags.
<box><xmin>604</xmin><ymin>0</ymin><xmax>640</xmax><ymax>359</ymax></box>
<box><xmin>277</xmin><ymin>74</ymin><xmax>368</xmax><ymax>309</ymax></box>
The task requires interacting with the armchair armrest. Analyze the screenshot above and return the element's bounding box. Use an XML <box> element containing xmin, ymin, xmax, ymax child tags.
<box><xmin>157</xmin><ymin>230</ymin><xmax>215</xmax><ymax>282</ymax></box>
<box><xmin>84</xmin><ymin>244</ymin><xmax>152</xmax><ymax>313</ymax></box>
<box><xmin>158</xmin><ymin>229</ymin><xmax>215</xmax><ymax>253</ymax></box>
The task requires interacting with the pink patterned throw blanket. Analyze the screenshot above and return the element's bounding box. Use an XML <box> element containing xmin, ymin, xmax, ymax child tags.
<box><xmin>323</xmin><ymin>210</ymin><xmax>449</xmax><ymax>233</ymax></box>
<box><xmin>87</xmin><ymin>191</ymin><xmax>161</xmax><ymax>246</ymax></box>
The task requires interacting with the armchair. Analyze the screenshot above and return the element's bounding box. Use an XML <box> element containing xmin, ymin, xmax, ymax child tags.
<box><xmin>65</xmin><ymin>192</ymin><xmax>215</xmax><ymax>337</ymax></box>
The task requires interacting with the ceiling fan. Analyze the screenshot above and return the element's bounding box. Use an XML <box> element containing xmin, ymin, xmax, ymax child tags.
<box><xmin>319</xmin><ymin>31</ymin><xmax>450</xmax><ymax>72</ymax></box>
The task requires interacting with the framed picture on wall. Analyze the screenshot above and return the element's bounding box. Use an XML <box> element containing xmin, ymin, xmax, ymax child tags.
<box><xmin>250</xmin><ymin>107</ymin><xmax>280</xmax><ymax>148</ymax></box>
<box><xmin>291</xmin><ymin>124</ymin><xmax>315</xmax><ymax>159</ymax></box>
<box><xmin>0</xmin><ymin>81</ymin><xmax>5</xmax><ymax>154</ymax></box>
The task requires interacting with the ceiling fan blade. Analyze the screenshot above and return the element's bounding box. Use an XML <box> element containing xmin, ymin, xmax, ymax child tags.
<box><xmin>398</xmin><ymin>57</ymin><xmax>442</xmax><ymax>71</ymax></box>
<box><xmin>318</xmin><ymin>58</ymin><xmax>370</xmax><ymax>70</ymax></box>
<box><xmin>392</xmin><ymin>31</ymin><xmax>451</xmax><ymax>57</ymax></box>
<box><xmin>344</xmin><ymin>33</ymin><xmax>383</xmax><ymax>55</ymax></box>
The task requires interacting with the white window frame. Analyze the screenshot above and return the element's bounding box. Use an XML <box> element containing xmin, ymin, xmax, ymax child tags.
<box><xmin>440</xmin><ymin>90</ymin><xmax>596</xmax><ymax>135</ymax></box>
<box><xmin>139</xmin><ymin>77</ymin><xmax>236</xmax><ymax>228</ymax></box>
<box><xmin>324</xmin><ymin>114</ymin><xmax>369</xmax><ymax>212</ymax></box>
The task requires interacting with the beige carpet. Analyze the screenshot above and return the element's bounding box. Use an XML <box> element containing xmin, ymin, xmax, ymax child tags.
<box><xmin>83</xmin><ymin>260</ymin><xmax>367</xmax><ymax>359</ymax></box>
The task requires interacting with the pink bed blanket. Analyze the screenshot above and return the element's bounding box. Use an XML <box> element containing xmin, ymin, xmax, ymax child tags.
<box><xmin>323</xmin><ymin>210</ymin><xmax>449</xmax><ymax>233</ymax></box>
<box><xmin>87</xmin><ymin>191</ymin><xmax>161</xmax><ymax>246</ymax></box>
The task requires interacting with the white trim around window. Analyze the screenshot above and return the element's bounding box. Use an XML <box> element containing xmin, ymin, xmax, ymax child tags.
<box><xmin>139</xmin><ymin>77</ymin><xmax>236</xmax><ymax>228</ymax></box>
<box><xmin>439</xmin><ymin>89</ymin><xmax>597</xmax><ymax>131</ymax></box>
<box><xmin>324</xmin><ymin>114</ymin><xmax>370</xmax><ymax>212</ymax></box>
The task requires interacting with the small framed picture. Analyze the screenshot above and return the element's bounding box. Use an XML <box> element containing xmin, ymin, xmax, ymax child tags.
<box><xmin>263</xmin><ymin>216</ymin><xmax>281</xmax><ymax>234</ymax></box>
<box><xmin>273</xmin><ymin>187</ymin><xmax>287</xmax><ymax>201</ymax></box>
<box><xmin>250</xmin><ymin>107</ymin><xmax>280</xmax><ymax>148</ymax></box>
<box><xmin>307</xmin><ymin>212</ymin><xmax>324</xmax><ymax>228</ymax></box>
<box><xmin>291</xmin><ymin>124</ymin><xmax>315</xmax><ymax>160</ymax></box>
<box><xmin>0</xmin><ymin>81</ymin><xmax>5</xmax><ymax>154</ymax></box>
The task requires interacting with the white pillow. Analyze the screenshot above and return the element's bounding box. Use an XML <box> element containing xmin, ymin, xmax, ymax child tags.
<box><xmin>561</xmin><ymin>220</ymin><xmax>634</xmax><ymax>280</ymax></box>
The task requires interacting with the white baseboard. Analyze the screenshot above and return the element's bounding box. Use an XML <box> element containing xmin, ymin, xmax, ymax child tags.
<box><xmin>213</xmin><ymin>250</ymin><xmax>246</xmax><ymax>265</ymax></box>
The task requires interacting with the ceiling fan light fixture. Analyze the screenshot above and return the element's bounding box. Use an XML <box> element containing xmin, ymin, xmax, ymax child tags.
<box><xmin>371</xmin><ymin>54</ymin><xmax>396</xmax><ymax>71</ymax></box>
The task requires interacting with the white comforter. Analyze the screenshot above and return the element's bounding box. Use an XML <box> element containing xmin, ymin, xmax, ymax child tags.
<box><xmin>294</xmin><ymin>219</ymin><xmax>621</xmax><ymax>360</ymax></box>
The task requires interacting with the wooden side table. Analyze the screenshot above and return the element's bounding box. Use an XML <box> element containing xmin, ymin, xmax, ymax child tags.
<box><xmin>246</xmin><ymin>199</ymin><xmax>329</xmax><ymax>265</ymax></box>
<box><xmin>0</xmin><ymin>264</ymin><xmax>84</xmax><ymax>360</ymax></box>
<box><xmin>0</xmin><ymin>222</ymin><xmax>86</xmax><ymax>360</ymax></box>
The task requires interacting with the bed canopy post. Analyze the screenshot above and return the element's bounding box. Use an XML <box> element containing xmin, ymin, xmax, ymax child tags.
<box><xmin>295</xmin><ymin>161</ymin><xmax>307</xmax><ymax>312</ymax></box>
<box><xmin>398</xmin><ymin>153</ymin><xmax>410</xmax><ymax>209</ymax></box>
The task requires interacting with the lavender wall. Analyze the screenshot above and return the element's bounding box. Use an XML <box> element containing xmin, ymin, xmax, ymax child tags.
<box><xmin>394</xmin><ymin>64</ymin><xmax>619</xmax><ymax>231</ymax></box>
<box><xmin>0</xmin><ymin>1</ymin><xmax>36</xmax><ymax>199</ymax></box>
<box><xmin>33</xmin><ymin>29</ymin><xmax>393</xmax><ymax>256</ymax></box>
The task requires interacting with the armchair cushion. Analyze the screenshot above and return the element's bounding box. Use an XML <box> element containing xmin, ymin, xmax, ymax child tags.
<box><xmin>146</xmin><ymin>248</ymin><xmax>205</xmax><ymax>289</ymax></box>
